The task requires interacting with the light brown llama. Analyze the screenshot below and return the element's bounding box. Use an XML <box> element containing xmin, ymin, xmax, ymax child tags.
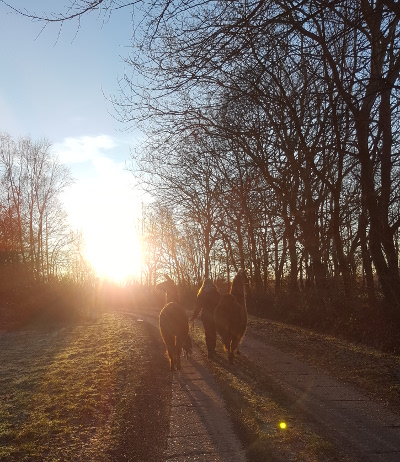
<box><xmin>214</xmin><ymin>270</ymin><xmax>248</xmax><ymax>364</ymax></box>
<box><xmin>156</xmin><ymin>275</ymin><xmax>192</xmax><ymax>371</ymax></box>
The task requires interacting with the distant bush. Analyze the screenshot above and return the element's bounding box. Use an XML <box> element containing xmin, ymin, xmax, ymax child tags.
<box><xmin>246</xmin><ymin>285</ymin><xmax>399</xmax><ymax>353</ymax></box>
<box><xmin>0</xmin><ymin>263</ymin><xmax>89</xmax><ymax>330</ymax></box>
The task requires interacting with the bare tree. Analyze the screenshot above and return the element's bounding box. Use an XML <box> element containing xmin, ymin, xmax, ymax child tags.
<box><xmin>8</xmin><ymin>1</ymin><xmax>400</xmax><ymax>323</ymax></box>
<box><xmin>0</xmin><ymin>134</ymin><xmax>74</xmax><ymax>279</ymax></box>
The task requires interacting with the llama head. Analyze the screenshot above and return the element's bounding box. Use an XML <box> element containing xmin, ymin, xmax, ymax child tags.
<box><xmin>156</xmin><ymin>274</ymin><xmax>175</xmax><ymax>292</ymax></box>
<box><xmin>237</xmin><ymin>269</ymin><xmax>250</xmax><ymax>288</ymax></box>
<box><xmin>156</xmin><ymin>274</ymin><xmax>179</xmax><ymax>304</ymax></box>
<box><xmin>230</xmin><ymin>269</ymin><xmax>248</xmax><ymax>306</ymax></box>
<box><xmin>237</xmin><ymin>268</ymin><xmax>248</xmax><ymax>280</ymax></box>
<box><xmin>197</xmin><ymin>278</ymin><xmax>220</xmax><ymax>308</ymax></box>
<box><xmin>198</xmin><ymin>278</ymin><xmax>217</xmax><ymax>295</ymax></box>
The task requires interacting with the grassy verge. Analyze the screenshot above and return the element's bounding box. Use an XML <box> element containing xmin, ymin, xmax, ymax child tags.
<box><xmin>0</xmin><ymin>312</ymin><xmax>171</xmax><ymax>461</ymax></box>
<box><xmin>190</xmin><ymin>314</ymin><xmax>400</xmax><ymax>462</ymax></box>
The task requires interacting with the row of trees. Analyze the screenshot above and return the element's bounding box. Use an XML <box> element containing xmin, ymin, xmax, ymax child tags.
<box><xmin>4</xmin><ymin>2</ymin><xmax>400</xmax><ymax>334</ymax></box>
<box><xmin>120</xmin><ymin>1</ymin><xmax>400</xmax><ymax>328</ymax></box>
<box><xmin>0</xmin><ymin>133</ymin><xmax>90</xmax><ymax>282</ymax></box>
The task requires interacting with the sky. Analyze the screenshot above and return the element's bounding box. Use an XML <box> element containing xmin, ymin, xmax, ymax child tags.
<box><xmin>0</xmin><ymin>1</ymin><xmax>145</xmax><ymax>280</ymax></box>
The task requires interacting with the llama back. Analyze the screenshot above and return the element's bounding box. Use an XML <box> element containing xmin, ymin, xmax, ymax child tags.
<box><xmin>230</xmin><ymin>269</ymin><xmax>248</xmax><ymax>307</ymax></box>
<box><xmin>229</xmin><ymin>269</ymin><xmax>248</xmax><ymax>341</ymax></box>
<box><xmin>159</xmin><ymin>301</ymin><xmax>191</xmax><ymax>371</ymax></box>
<box><xmin>215</xmin><ymin>294</ymin><xmax>247</xmax><ymax>339</ymax></box>
<box><xmin>214</xmin><ymin>271</ymin><xmax>248</xmax><ymax>363</ymax></box>
<box><xmin>231</xmin><ymin>297</ymin><xmax>247</xmax><ymax>340</ymax></box>
<box><xmin>214</xmin><ymin>294</ymin><xmax>243</xmax><ymax>346</ymax></box>
<box><xmin>159</xmin><ymin>302</ymin><xmax>189</xmax><ymax>339</ymax></box>
<box><xmin>214</xmin><ymin>293</ymin><xmax>231</xmax><ymax>345</ymax></box>
<box><xmin>197</xmin><ymin>279</ymin><xmax>221</xmax><ymax>318</ymax></box>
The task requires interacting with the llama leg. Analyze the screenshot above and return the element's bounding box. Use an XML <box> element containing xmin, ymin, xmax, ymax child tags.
<box><xmin>204</xmin><ymin>320</ymin><xmax>216</xmax><ymax>358</ymax></box>
<box><xmin>223</xmin><ymin>334</ymin><xmax>232</xmax><ymax>364</ymax></box>
<box><xmin>210</xmin><ymin>326</ymin><xmax>217</xmax><ymax>352</ymax></box>
<box><xmin>229</xmin><ymin>334</ymin><xmax>242</xmax><ymax>364</ymax></box>
<box><xmin>166</xmin><ymin>341</ymin><xmax>176</xmax><ymax>371</ymax></box>
<box><xmin>176</xmin><ymin>348</ymin><xmax>182</xmax><ymax>370</ymax></box>
<box><xmin>168</xmin><ymin>348</ymin><xmax>175</xmax><ymax>371</ymax></box>
<box><xmin>176</xmin><ymin>336</ymin><xmax>184</xmax><ymax>370</ymax></box>
<box><xmin>228</xmin><ymin>342</ymin><xmax>234</xmax><ymax>364</ymax></box>
<box><xmin>183</xmin><ymin>334</ymin><xmax>192</xmax><ymax>359</ymax></box>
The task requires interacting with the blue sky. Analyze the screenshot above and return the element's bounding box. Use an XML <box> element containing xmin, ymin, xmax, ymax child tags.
<box><xmin>0</xmin><ymin>1</ymin><xmax>144</xmax><ymax>279</ymax></box>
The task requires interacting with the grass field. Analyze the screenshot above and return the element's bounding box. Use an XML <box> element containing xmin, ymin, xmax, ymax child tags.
<box><xmin>0</xmin><ymin>312</ymin><xmax>171</xmax><ymax>461</ymax></box>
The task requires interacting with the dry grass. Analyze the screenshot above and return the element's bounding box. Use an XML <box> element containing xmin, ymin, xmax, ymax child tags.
<box><xmin>0</xmin><ymin>312</ymin><xmax>171</xmax><ymax>461</ymax></box>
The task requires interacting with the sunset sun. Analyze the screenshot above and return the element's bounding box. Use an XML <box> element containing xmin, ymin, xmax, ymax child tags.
<box><xmin>84</xmin><ymin>225</ymin><xmax>142</xmax><ymax>283</ymax></box>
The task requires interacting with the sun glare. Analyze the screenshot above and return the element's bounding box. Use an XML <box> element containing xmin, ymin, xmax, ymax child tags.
<box><xmin>84</xmin><ymin>226</ymin><xmax>142</xmax><ymax>283</ymax></box>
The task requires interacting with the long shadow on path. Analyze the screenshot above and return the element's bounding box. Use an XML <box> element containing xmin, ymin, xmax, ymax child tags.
<box><xmin>125</xmin><ymin>307</ymin><xmax>247</xmax><ymax>461</ymax></box>
<box><xmin>166</xmin><ymin>352</ymin><xmax>247</xmax><ymax>462</ymax></box>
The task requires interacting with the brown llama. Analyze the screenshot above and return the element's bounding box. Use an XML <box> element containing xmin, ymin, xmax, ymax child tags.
<box><xmin>191</xmin><ymin>278</ymin><xmax>221</xmax><ymax>358</ymax></box>
<box><xmin>214</xmin><ymin>269</ymin><xmax>248</xmax><ymax>364</ymax></box>
<box><xmin>156</xmin><ymin>275</ymin><xmax>192</xmax><ymax>371</ymax></box>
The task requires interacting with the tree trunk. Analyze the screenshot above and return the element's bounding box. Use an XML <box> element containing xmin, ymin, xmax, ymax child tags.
<box><xmin>356</xmin><ymin>114</ymin><xmax>400</xmax><ymax>318</ymax></box>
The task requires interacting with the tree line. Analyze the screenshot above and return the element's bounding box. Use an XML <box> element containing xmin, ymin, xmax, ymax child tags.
<box><xmin>0</xmin><ymin>133</ymin><xmax>90</xmax><ymax>282</ymax></box>
<box><xmin>122</xmin><ymin>1</ymin><xmax>400</xmax><ymax>333</ymax></box>
<box><xmin>3</xmin><ymin>1</ymin><xmax>400</xmax><ymax>343</ymax></box>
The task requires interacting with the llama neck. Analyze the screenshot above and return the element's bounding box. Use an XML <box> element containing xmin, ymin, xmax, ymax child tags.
<box><xmin>232</xmin><ymin>291</ymin><xmax>246</xmax><ymax>307</ymax></box>
<box><xmin>231</xmin><ymin>278</ymin><xmax>246</xmax><ymax>306</ymax></box>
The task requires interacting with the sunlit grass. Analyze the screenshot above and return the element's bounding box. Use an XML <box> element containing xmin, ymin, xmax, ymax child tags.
<box><xmin>0</xmin><ymin>312</ymin><xmax>171</xmax><ymax>461</ymax></box>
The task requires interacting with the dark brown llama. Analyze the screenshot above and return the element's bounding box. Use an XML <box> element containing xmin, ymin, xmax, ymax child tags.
<box><xmin>214</xmin><ymin>270</ymin><xmax>248</xmax><ymax>364</ymax></box>
<box><xmin>191</xmin><ymin>278</ymin><xmax>221</xmax><ymax>358</ymax></box>
<box><xmin>156</xmin><ymin>275</ymin><xmax>192</xmax><ymax>371</ymax></box>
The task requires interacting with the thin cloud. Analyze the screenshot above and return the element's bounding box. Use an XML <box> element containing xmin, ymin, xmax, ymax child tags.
<box><xmin>54</xmin><ymin>135</ymin><xmax>116</xmax><ymax>164</ymax></box>
<box><xmin>58</xmin><ymin>135</ymin><xmax>139</xmax><ymax>232</ymax></box>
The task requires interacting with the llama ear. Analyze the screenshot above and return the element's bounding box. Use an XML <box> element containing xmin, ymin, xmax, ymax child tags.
<box><xmin>164</xmin><ymin>274</ymin><xmax>172</xmax><ymax>281</ymax></box>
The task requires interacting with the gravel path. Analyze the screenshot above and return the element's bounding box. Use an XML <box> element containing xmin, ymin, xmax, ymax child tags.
<box><xmin>165</xmin><ymin>346</ymin><xmax>246</xmax><ymax>461</ymax></box>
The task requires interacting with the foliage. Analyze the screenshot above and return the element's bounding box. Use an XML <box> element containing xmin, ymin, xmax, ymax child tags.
<box><xmin>124</xmin><ymin>0</ymin><xmax>400</xmax><ymax>326</ymax></box>
<box><xmin>0</xmin><ymin>263</ymin><xmax>85</xmax><ymax>331</ymax></box>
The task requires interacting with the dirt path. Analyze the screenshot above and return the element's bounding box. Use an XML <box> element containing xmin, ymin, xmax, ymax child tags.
<box><xmin>132</xmin><ymin>307</ymin><xmax>246</xmax><ymax>461</ymax></box>
<box><xmin>166</xmin><ymin>346</ymin><xmax>246</xmax><ymax>461</ymax></box>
